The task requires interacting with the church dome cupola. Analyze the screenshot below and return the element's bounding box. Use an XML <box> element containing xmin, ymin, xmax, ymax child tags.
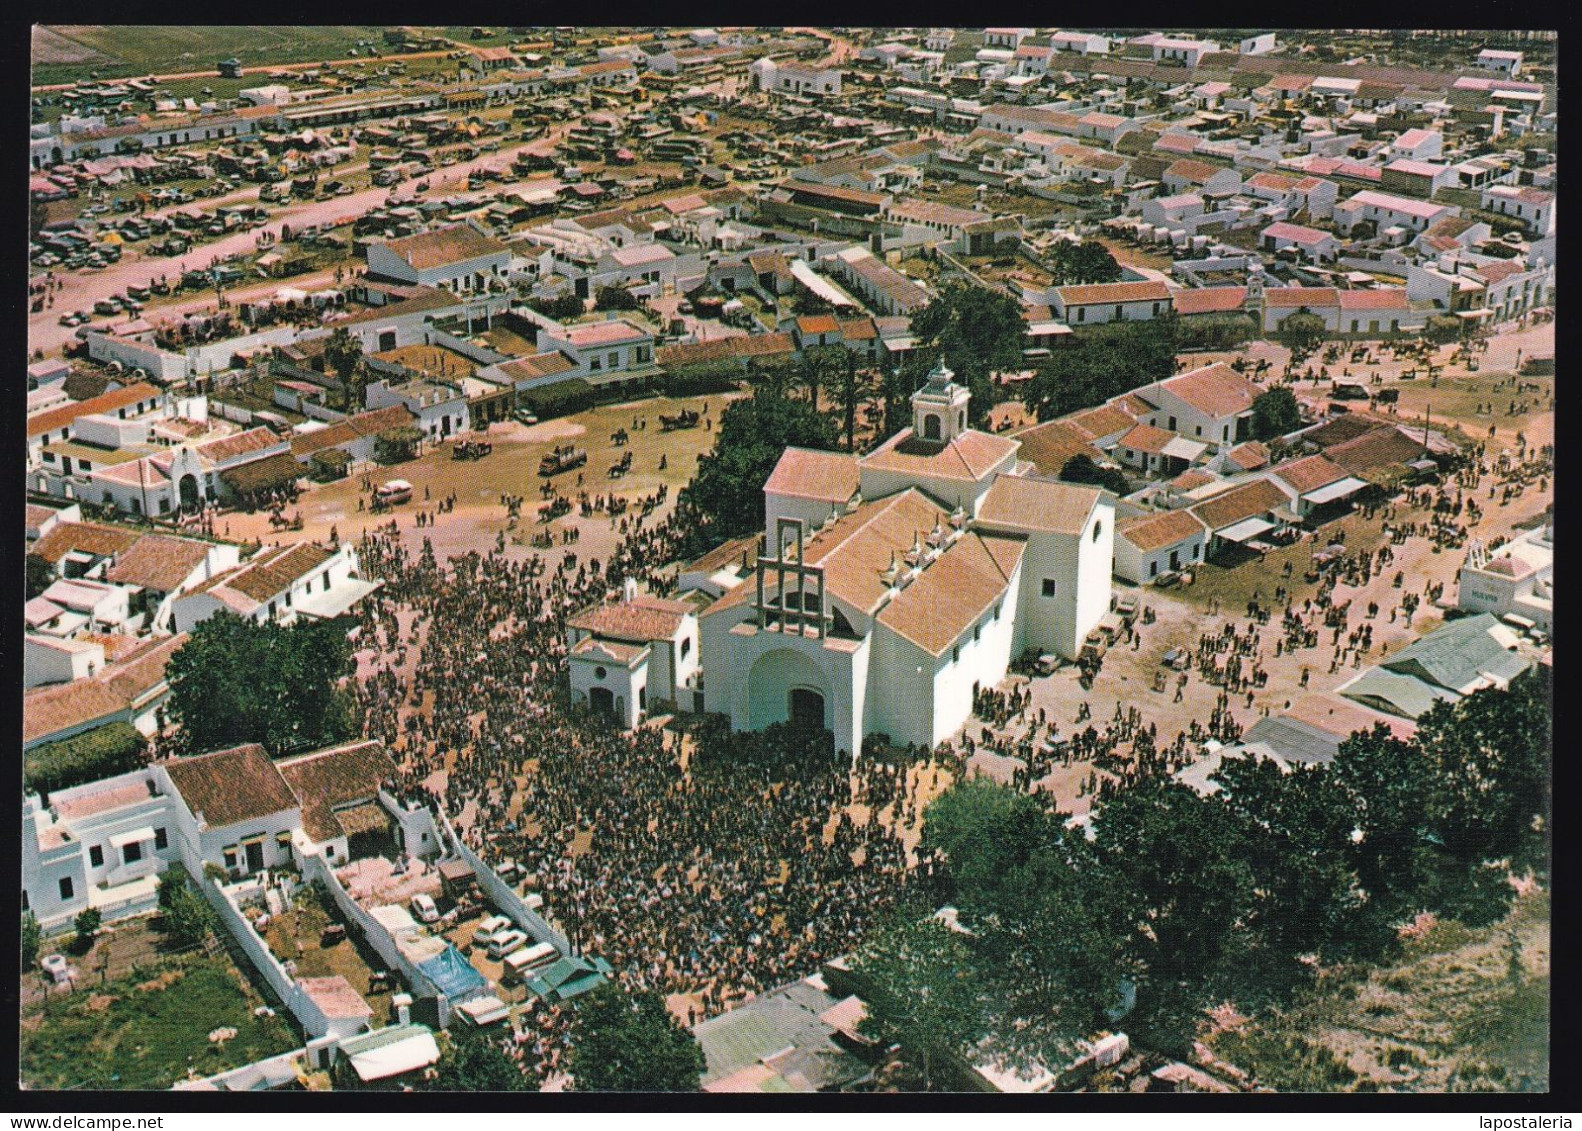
<box><xmin>912</xmin><ymin>356</ymin><xmax>971</xmax><ymax>443</ymax></box>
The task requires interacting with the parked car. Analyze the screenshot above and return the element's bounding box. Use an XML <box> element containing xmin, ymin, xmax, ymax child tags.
<box><xmin>472</xmin><ymin>914</ymin><xmax>511</xmax><ymax>947</ymax></box>
<box><xmin>487</xmin><ymin>929</ymin><xmax>528</xmax><ymax>959</ymax></box>
<box><xmin>411</xmin><ymin>893</ymin><xmax>440</xmax><ymax>923</ymax></box>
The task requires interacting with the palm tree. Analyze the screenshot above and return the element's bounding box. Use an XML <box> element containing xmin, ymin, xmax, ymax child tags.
<box><xmin>828</xmin><ymin>346</ymin><xmax>867</xmax><ymax>452</ymax></box>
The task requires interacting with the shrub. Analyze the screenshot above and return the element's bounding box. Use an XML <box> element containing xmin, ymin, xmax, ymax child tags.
<box><xmin>22</xmin><ymin>912</ymin><xmax>41</xmax><ymax>969</ymax></box>
<box><xmin>25</xmin><ymin>722</ymin><xmax>150</xmax><ymax>803</ymax></box>
<box><xmin>1176</xmin><ymin>313</ymin><xmax>1257</xmax><ymax>351</ymax></box>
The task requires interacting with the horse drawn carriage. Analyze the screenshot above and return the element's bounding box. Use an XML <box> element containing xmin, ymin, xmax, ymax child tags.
<box><xmin>539</xmin><ymin>444</ymin><xmax>587</xmax><ymax>477</ymax></box>
<box><xmin>659</xmin><ymin>408</ymin><xmax>700</xmax><ymax>432</ymax></box>
<box><xmin>453</xmin><ymin>439</ymin><xmax>493</xmax><ymax>460</ymax></box>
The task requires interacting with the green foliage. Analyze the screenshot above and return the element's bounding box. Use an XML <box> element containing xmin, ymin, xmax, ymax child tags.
<box><xmin>1176</xmin><ymin>313</ymin><xmax>1257</xmax><ymax>351</ymax></box>
<box><xmin>850</xmin><ymin>914</ymin><xmax>990</xmax><ymax>1089</ymax></box>
<box><xmin>1251</xmin><ymin>386</ymin><xmax>1303</xmax><ymax>440</ymax></box>
<box><xmin>309</xmin><ymin>448</ymin><xmax>352</xmax><ymax>482</ymax></box>
<box><xmin>1045</xmin><ymin>240</ymin><xmax>1122</xmax><ymax>286</ymax></box>
<box><xmin>568</xmin><ymin>983</ymin><xmax>705</xmax><ymax>1092</ymax></box>
<box><xmin>70</xmin><ymin>908</ymin><xmax>103</xmax><ymax>956</ymax></box>
<box><xmin>157</xmin><ymin>871</ymin><xmax>219</xmax><ymax>948</ymax></box>
<box><xmin>1059</xmin><ymin>454</ymin><xmax>1129</xmax><ymax>496</ymax></box>
<box><xmin>532</xmin><ymin>292</ymin><xmax>586</xmax><ymax>321</ymax></box>
<box><xmin>909</xmin><ymin>282</ymin><xmax>1027</xmax><ymax>424</ymax></box>
<box><xmin>675</xmin><ymin>388</ymin><xmax>838</xmax><ymax>559</ymax></box>
<box><xmin>595</xmin><ymin>284</ymin><xmax>640</xmax><ymax>312</ymax></box>
<box><xmin>791</xmin><ymin>289</ymin><xmax>832</xmax><ymax>316</ymax></box>
<box><xmin>1276</xmin><ymin>311</ymin><xmax>1328</xmax><ymax>357</ymax></box>
<box><xmin>165</xmin><ymin>612</ymin><xmax>357</xmax><ymax>756</ymax></box>
<box><xmin>1023</xmin><ymin>318</ymin><xmax>1178</xmax><ymax>421</ymax></box>
<box><xmin>374</xmin><ymin>425</ymin><xmax>425</xmax><ymax>464</ymax></box>
<box><xmin>427</xmin><ymin>1025</ymin><xmax>533</xmax><ymax>1092</ymax></box>
<box><xmin>22</xmin><ymin>912</ymin><xmax>42</xmax><ymax>969</ymax></box>
<box><xmin>659</xmin><ymin>365</ymin><xmax>741</xmax><ymax>398</ymax></box>
<box><xmin>26</xmin><ymin>553</ymin><xmax>54</xmax><ymax>601</ymax></box>
<box><xmin>1424</xmin><ymin>315</ymin><xmax>1465</xmax><ymax>345</ymax></box>
<box><xmin>25</xmin><ymin>722</ymin><xmax>150</xmax><ymax>802</ymax></box>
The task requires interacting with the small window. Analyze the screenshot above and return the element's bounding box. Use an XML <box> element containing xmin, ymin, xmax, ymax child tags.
<box><xmin>223</xmin><ymin>847</ymin><xmax>238</xmax><ymax>870</ymax></box>
<box><xmin>1168</xmin><ymin>416</ymin><xmax>1176</xmax><ymax>431</ymax></box>
<box><xmin>1150</xmin><ymin>560</ymin><xmax>1159</xmax><ymax>577</ymax></box>
<box><xmin>154</xmin><ymin>827</ymin><xmax>168</xmax><ymax>851</ymax></box>
<box><xmin>973</xmin><ymin>625</ymin><xmax>981</xmax><ymax>643</ymax></box>
<box><xmin>595</xmin><ymin>666</ymin><xmax>608</xmax><ymax>680</ymax></box>
<box><xmin>681</xmin><ymin>637</ymin><xmax>692</xmax><ymax>659</ymax></box>
<box><xmin>952</xmin><ymin>645</ymin><xmax>960</xmax><ymax>664</ymax></box>
<box><xmin>1092</xmin><ymin>521</ymin><xmax>1103</xmax><ymax>542</ymax></box>
<box><xmin>1042</xmin><ymin>578</ymin><xmax>1057</xmax><ymax>598</ymax></box>
<box><xmin>89</xmin><ymin>845</ymin><xmax>104</xmax><ymax>868</ymax></box>
<box><xmin>59</xmin><ymin>877</ymin><xmax>74</xmax><ymax>900</ymax></box>
<box><xmin>123</xmin><ymin>841</ymin><xmax>143</xmax><ymax>864</ymax></box>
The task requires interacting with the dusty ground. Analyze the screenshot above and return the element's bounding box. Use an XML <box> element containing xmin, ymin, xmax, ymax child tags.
<box><xmin>1209</xmin><ymin>887</ymin><xmax>1550</xmax><ymax>1092</ymax></box>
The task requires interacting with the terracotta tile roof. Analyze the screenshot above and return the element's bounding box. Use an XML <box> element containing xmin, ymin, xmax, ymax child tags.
<box><xmin>683</xmin><ymin>532</ymin><xmax>761</xmax><ymax>576</ymax></box>
<box><xmin>1119</xmin><ymin>422</ymin><xmax>1177</xmax><ymax>455</ymax></box>
<box><xmin>1263</xmin><ymin>221</ymin><xmax>1332</xmax><ymax>245</ymax></box>
<box><xmin>1055</xmin><ymin>279</ymin><xmax>1172</xmax><ymax>306</ymax></box>
<box><xmin>1119</xmin><ymin>508</ymin><xmax>1207</xmax><ymax>552</ymax></box>
<box><xmin>764</xmin><ymin>447</ymin><xmax>860</xmax><ymax>503</ymax></box>
<box><xmin>104</xmin><ymin>535</ymin><xmax>210</xmax><ymax>592</ymax></box>
<box><xmin>1008</xmin><ymin>419</ymin><xmax>1103</xmax><ymax>475</ymax></box>
<box><xmin>23</xmin><ymin>679</ymin><xmax>129</xmax><ymax>747</ymax></box>
<box><xmin>232</xmin><ymin>543</ymin><xmax>335</xmax><ymax>602</ymax></box>
<box><xmin>276</xmin><ymin>740</ymin><xmax>398</xmax><ymax>844</ymax></box>
<box><xmin>977</xmin><ymin>475</ymin><xmax>1100</xmax><ymax>536</ymax></box>
<box><xmin>802</xmin><ymin>489</ymin><xmax>947</xmax><ymax>616</ymax></box>
<box><xmin>1303</xmin><ymin>413</ymin><xmax>1392</xmax><ymax>447</ymax></box>
<box><xmin>1338</xmin><ymin>289</ymin><xmax>1409</xmax><ymax>310</ymax></box>
<box><xmin>1264</xmin><ymin>286</ymin><xmax>1340</xmax><ymax>308</ymax></box>
<box><xmin>1190</xmin><ymin>478</ymin><xmax>1288</xmax><ymax>531</ymax></box>
<box><xmin>291</xmin><ymin>420</ymin><xmax>362</xmax><ymax>457</ymax></box>
<box><xmin>796</xmin><ymin>314</ymin><xmax>841</xmax><ymax>336</ymax></box>
<box><xmin>1159</xmin><ymin>362</ymin><xmax>1259</xmax><ymax>419</ymax></box>
<box><xmin>101</xmin><ymin>632</ymin><xmax>187</xmax><ymax>705</ymax></box>
<box><xmin>380</xmin><ymin>224</ymin><xmax>508</xmax><ymax>271</ymax></box>
<box><xmin>1225</xmin><ymin>441</ymin><xmax>1271</xmax><ymax>470</ymax></box>
<box><xmin>1471</xmin><ymin>260</ymin><xmax>1526</xmax><ymax>285</ymax></box>
<box><xmin>1171</xmin><ymin>468</ymin><xmax>1219</xmax><ymax>491</ymax></box>
<box><xmin>31</xmin><ymin>521</ymin><xmax>143</xmax><ymax>565</ymax></box>
<box><xmin>164</xmin><ymin>744</ymin><xmax>299</xmax><ymax>829</ymax></box>
<box><xmin>860</xmin><ymin>428</ymin><xmax>1019</xmax><ymax>483</ymax></box>
<box><xmin>564</xmin><ymin>319</ymin><xmax>649</xmax><ymax>348</ymax></box>
<box><xmin>219</xmin><ymin>452</ymin><xmax>305</xmax><ymax>496</ymax></box>
<box><xmin>196</xmin><ymin>427</ymin><xmax>284</xmax><ymax>464</ymax></box>
<box><xmin>499</xmin><ymin>352</ymin><xmax>579</xmax><ymax>381</ymax></box>
<box><xmin>1272</xmin><ymin>453</ymin><xmax>1348</xmax><ymax>495</ymax></box>
<box><xmin>350</xmin><ymin>406</ymin><xmax>421</xmax><ymax>436</ymax></box>
<box><xmin>566</xmin><ymin>594</ymin><xmax>691</xmax><ymax>643</ymax></box>
<box><xmin>1166</xmin><ymin>158</ymin><xmax>1224</xmax><ymax>184</ymax></box>
<box><xmin>1171</xmin><ymin>286</ymin><xmax>1248</xmax><ymax>316</ymax></box>
<box><xmin>877</xmin><ymin>530</ymin><xmax>1026</xmax><ymax>656</ymax></box>
<box><xmin>28</xmin><ymin>382</ymin><xmax>162</xmax><ymax>440</ymax></box>
<box><xmin>1284</xmin><ymin>691</ymin><xmax>1416</xmax><ymax>743</ymax></box>
<box><xmin>337</xmin><ymin>286</ymin><xmax>464</xmax><ymax>326</ymax></box>
<box><xmin>836</xmin><ymin>316</ymin><xmax>879</xmax><ymax>341</ymax></box>
<box><xmin>1325</xmin><ymin>426</ymin><xmax>1426</xmax><ymax>474</ymax></box>
<box><xmin>1066</xmin><ymin>404</ymin><xmax>1138</xmax><ymax>440</ymax></box>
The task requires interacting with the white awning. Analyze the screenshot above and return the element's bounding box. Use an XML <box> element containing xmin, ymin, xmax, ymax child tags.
<box><xmin>1302</xmin><ymin>476</ymin><xmax>1369</xmax><ymax>505</ymax></box>
<box><xmin>1217</xmin><ymin>517</ymin><xmax>1276</xmax><ymax>543</ymax></box>
<box><xmin>294</xmin><ymin>576</ymin><xmax>383</xmax><ymax>620</ymax></box>
<box><xmin>348</xmin><ymin>1031</ymin><xmax>441</xmax><ymax>1082</ymax></box>
<box><xmin>109</xmin><ymin>826</ymin><xmax>157</xmax><ymax>849</ymax></box>
<box><xmin>1161</xmin><ymin>436</ymin><xmax>1208</xmax><ymax>461</ymax></box>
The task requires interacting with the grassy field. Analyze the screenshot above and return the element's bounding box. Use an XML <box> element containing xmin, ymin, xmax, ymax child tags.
<box><xmin>1209</xmin><ymin>887</ymin><xmax>1550</xmax><ymax>1092</ymax></box>
<box><xmin>33</xmin><ymin>26</ymin><xmax>387</xmax><ymax>86</ymax></box>
<box><xmin>20</xmin><ymin>945</ymin><xmax>300</xmax><ymax>1090</ymax></box>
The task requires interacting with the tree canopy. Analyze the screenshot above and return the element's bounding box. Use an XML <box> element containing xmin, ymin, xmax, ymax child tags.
<box><xmin>1023</xmin><ymin>318</ymin><xmax>1178</xmax><ymax>421</ymax></box>
<box><xmin>1250</xmin><ymin>386</ymin><xmax>1302</xmax><ymax>440</ymax></box>
<box><xmin>165</xmin><ymin>611</ymin><xmax>357</xmax><ymax>756</ymax></box>
<box><xmin>1060</xmin><ymin>454</ymin><xmax>1129</xmax><ymax>496</ymax></box>
<box><xmin>1046</xmin><ymin>240</ymin><xmax>1122</xmax><ymax>287</ymax></box>
<box><xmin>568</xmin><ymin>984</ymin><xmax>705</xmax><ymax>1092</ymax></box>
<box><xmin>427</xmin><ymin>1025</ymin><xmax>533</xmax><ymax>1092</ymax></box>
<box><xmin>909</xmin><ymin>282</ymin><xmax>1026</xmax><ymax>424</ymax></box>
<box><xmin>1275</xmin><ymin>311</ymin><xmax>1327</xmax><ymax>358</ymax></box>
<box><xmin>859</xmin><ymin>670</ymin><xmax>1552</xmax><ymax>1067</ymax></box>
<box><xmin>674</xmin><ymin>387</ymin><xmax>838</xmax><ymax>559</ymax></box>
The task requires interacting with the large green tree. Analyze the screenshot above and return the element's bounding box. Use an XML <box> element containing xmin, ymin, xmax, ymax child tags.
<box><xmin>26</xmin><ymin>553</ymin><xmax>54</xmax><ymax>601</ymax></box>
<box><xmin>1046</xmin><ymin>240</ymin><xmax>1122</xmax><ymax>286</ymax></box>
<box><xmin>850</xmin><ymin>914</ymin><xmax>989</xmax><ymax>1090</ymax></box>
<box><xmin>568</xmin><ymin>984</ymin><xmax>704</xmax><ymax>1092</ymax></box>
<box><xmin>1023</xmin><ymin>319</ymin><xmax>1178</xmax><ymax>422</ymax></box>
<box><xmin>909</xmin><ymin>282</ymin><xmax>1026</xmax><ymax>424</ymax></box>
<box><xmin>1275</xmin><ymin>311</ymin><xmax>1327</xmax><ymax>358</ymax></box>
<box><xmin>166</xmin><ymin>611</ymin><xmax>357</xmax><ymax>755</ymax></box>
<box><xmin>427</xmin><ymin>1025</ymin><xmax>533</xmax><ymax>1092</ymax></box>
<box><xmin>1060</xmin><ymin>454</ymin><xmax>1129</xmax><ymax>496</ymax></box>
<box><xmin>1250</xmin><ymin>386</ymin><xmax>1302</xmax><ymax>440</ymax></box>
<box><xmin>676</xmin><ymin>388</ymin><xmax>839</xmax><ymax>557</ymax></box>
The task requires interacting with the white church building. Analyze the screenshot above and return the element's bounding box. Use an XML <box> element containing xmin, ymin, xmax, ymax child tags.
<box><xmin>688</xmin><ymin>361</ymin><xmax>1115</xmax><ymax>755</ymax></box>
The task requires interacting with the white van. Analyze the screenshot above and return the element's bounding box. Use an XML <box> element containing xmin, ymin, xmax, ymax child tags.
<box><xmin>501</xmin><ymin>942</ymin><xmax>558</xmax><ymax>982</ymax></box>
<box><xmin>472</xmin><ymin>915</ymin><xmax>511</xmax><ymax>947</ymax></box>
<box><xmin>487</xmin><ymin>929</ymin><xmax>529</xmax><ymax>960</ymax></box>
